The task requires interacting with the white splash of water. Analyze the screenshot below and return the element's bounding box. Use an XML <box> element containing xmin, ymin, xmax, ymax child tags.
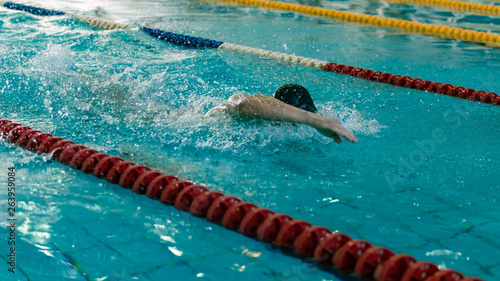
<box><xmin>28</xmin><ymin>42</ymin><xmax>75</xmax><ymax>73</ymax></box>
<box><xmin>319</xmin><ymin>101</ymin><xmax>385</xmax><ymax>136</ymax></box>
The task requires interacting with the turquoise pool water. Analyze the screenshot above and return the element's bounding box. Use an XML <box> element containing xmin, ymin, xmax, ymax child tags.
<box><xmin>1</xmin><ymin>0</ymin><xmax>499</xmax><ymax>280</ymax></box>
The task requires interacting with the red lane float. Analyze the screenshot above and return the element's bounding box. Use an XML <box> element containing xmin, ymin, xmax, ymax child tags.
<box><xmin>175</xmin><ymin>185</ymin><xmax>208</xmax><ymax>212</ymax></box>
<box><xmin>145</xmin><ymin>174</ymin><xmax>179</xmax><ymax>199</ymax></box>
<box><xmin>49</xmin><ymin>140</ymin><xmax>75</xmax><ymax>160</ymax></box>
<box><xmin>69</xmin><ymin>148</ymin><xmax>98</xmax><ymax>169</ymax></box>
<box><xmin>293</xmin><ymin>226</ymin><xmax>332</xmax><ymax>257</ymax></box>
<box><xmin>119</xmin><ymin>165</ymin><xmax>151</xmax><ymax>189</ymax></box>
<box><xmin>239</xmin><ymin>207</ymin><xmax>275</xmax><ymax>236</ymax></box>
<box><xmin>190</xmin><ymin>190</ymin><xmax>224</xmax><ymax>217</ymax></box>
<box><xmin>257</xmin><ymin>213</ymin><xmax>294</xmax><ymax>243</ymax></box>
<box><xmin>323</xmin><ymin>62</ymin><xmax>500</xmax><ymax>106</ymax></box>
<box><xmin>275</xmin><ymin>220</ymin><xmax>312</xmax><ymax>247</ymax></box>
<box><xmin>222</xmin><ymin>202</ymin><xmax>258</xmax><ymax>229</ymax></box>
<box><xmin>401</xmin><ymin>261</ymin><xmax>440</xmax><ymax>281</ymax></box>
<box><xmin>58</xmin><ymin>145</ymin><xmax>86</xmax><ymax>165</ymax></box>
<box><xmin>0</xmin><ymin>117</ymin><xmax>486</xmax><ymax>281</ymax></box>
<box><xmin>375</xmin><ymin>254</ymin><xmax>417</xmax><ymax>281</ymax></box>
<box><xmin>106</xmin><ymin>161</ymin><xmax>134</xmax><ymax>183</ymax></box>
<box><xmin>7</xmin><ymin>126</ymin><xmax>31</xmax><ymax>143</ymax></box>
<box><xmin>314</xmin><ymin>232</ymin><xmax>352</xmax><ymax>264</ymax></box>
<box><xmin>333</xmin><ymin>239</ymin><xmax>373</xmax><ymax>273</ymax></box>
<box><xmin>354</xmin><ymin>246</ymin><xmax>394</xmax><ymax>280</ymax></box>
<box><xmin>38</xmin><ymin>136</ymin><xmax>63</xmax><ymax>153</ymax></box>
<box><xmin>132</xmin><ymin>171</ymin><xmax>163</xmax><ymax>194</ymax></box>
<box><xmin>206</xmin><ymin>196</ymin><xmax>241</xmax><ymax>223</ymax></box>
<box><xmin>426</xmin><ymin>270</ymin><xmax>464</xmax><ymax>281</ymax></box>
<box><xmin>94</xmin><ymin>156</ymin><xmax>123</xmax><ymax>178</ymax></box>
<box><xmin>16</xmin><ymin>129</ymin><xmax>41</xmax><ymax>148</ymax></box>
<box><xmin>26</xmin><ymin>132</ymin><xmax>51</xmax><ymax>151</ymax></box>
<box><xmin>161</xmin><ymin>180</ymin><xmax>193</xmax><ymax>204</ymax></box>
<box><xmin>0</xmin><ymin>120</ymin><xmax>11</xmax><ymax>133</ymax></box>
<box><xmin>81</xmin><ymin>153</ymin><xmax>108</xmax><ymax>174</ymax></box>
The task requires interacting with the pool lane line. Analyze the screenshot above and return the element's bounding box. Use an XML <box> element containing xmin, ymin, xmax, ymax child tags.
<box><xmin>66</xmin><ymin>12</ymin><xmax>138</xmax><ymax>30</ymax></box>
<box><xmin>0</xmin><ymin>118</ymin><xmax>486</xmax><ymax>281</ymax></box>
<box><xmin>2</xmin><ymin>2</ymin><xmax>500</xmax><ymax>106</ymax></box>
<box><xmin>2</xmin><ymin>1</ymin><xmax>65</xmax><ymax>16</ymax></box>
<box><xmin>3</xmin><ymin>1</ymin><xmax>500</xmax><ymax>47</ymax></box>
<box><xmin>140</xmin><ymin>26</ymin><xmax>224</xmax><ymax>49</ymax></box>
<box><xmin>216</xmin><ymin>0</ymin><xmax>500</xmax><ymax>47</ymax></box>
<box><xmin>138</xmin><ymin>26</ymin><xmax>500</xmax><ymax>107</ymax></box>
<box><xmin>1</xmin><ymin>2</ymin><xmax>137</xmax><ymax>30</ymax></box>
<box><xmin>319</xmin><ymin>62</ymin><xmax>500</xmax><ymax>105</ymax></box>
<box><xmin>379</xmin><ymin>0</ymin><xmax>500</xmax><ymax>17</ymax></box>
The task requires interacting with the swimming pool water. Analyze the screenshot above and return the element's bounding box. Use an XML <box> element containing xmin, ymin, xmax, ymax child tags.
<box><xmin>0</xmin><ymin>0</ymin><xmax>499</xmax><ymax>280</ymax></box>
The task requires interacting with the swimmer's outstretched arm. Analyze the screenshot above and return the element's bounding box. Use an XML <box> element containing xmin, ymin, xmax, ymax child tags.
<box><xmin>207</xmin><ymin>93</ymin><xmax>358</xmax><ymax>143</ymax></box>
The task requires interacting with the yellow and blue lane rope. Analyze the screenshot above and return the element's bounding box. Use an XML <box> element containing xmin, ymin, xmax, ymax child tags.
<box><xmin>1</xmin><ymin>1</ymin><xmax>499</xmax><ymax>106</ymax></box>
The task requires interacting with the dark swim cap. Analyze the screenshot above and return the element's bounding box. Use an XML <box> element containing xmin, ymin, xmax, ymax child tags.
<box><xmin>272</xmin><ymin>84</ymin><xmax>317</xmax><ymax>113</ymax></box>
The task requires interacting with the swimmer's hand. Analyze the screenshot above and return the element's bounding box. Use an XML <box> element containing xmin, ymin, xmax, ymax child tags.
<box><xmin>205</xmin><ymin>104</ymin><xmax>227</xmax><ymax>117</ymax></box>
<box><xmin>312</xmin><ymin>119</ymin><xmax>358</xmax><ymax>144</ymax></box>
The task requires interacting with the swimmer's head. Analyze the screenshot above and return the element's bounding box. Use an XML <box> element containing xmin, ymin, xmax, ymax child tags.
<box><xmin>272</xmin><ymin>84</ymin><xmax>317</xmax><ymax>113</ymax></box>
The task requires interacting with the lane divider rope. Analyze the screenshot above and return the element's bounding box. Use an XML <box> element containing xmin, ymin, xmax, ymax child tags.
<box><xmin>321</xmin><ymin>62</ymin><xmax>500</xmax><ymax>104</ymax></box>
<box><xmin>2</xmin><ymin>1</ymin><xmax>499</xmax><ymax>106</ymax></box>
<box><xmin>0</xmin><ymin>118</ymin><xmax>486</xmax><ymax>281</ymax></box>
<box><xmin>1</xmin><ymin>2</ymin><xmax>136</xmax><ymax>30</ymax></box>
<box><xmin>67</xmin><ymin>12</ymin><xmax>138</xmax><ymax>30</ymax></box>
<box><xmin>217</xmin><ymin>0</ymin><xmax>500</xmax><ymax>47</ymax></box>
<box><xmin>219</xmin><ymin>42</ymin><xmax>328</xmax><ymax>68</ymax></box>
<box><xmin>3</xmin><ymin>1</ymin><xmax>64</xmax><ymax>16</ymax></box>
<box><xmin>139</xmin><ymin>27</ymin><xmax>500</xmax><ymax>106</ymax></box>
<box><xmin>140</xmin><ymin>26</ymin><xmax>223</xmax><ymax>48</ymax></box>
<box><xmin>380</xmin><ymin>0</ymin><xmax>500</xmax><ymax>17</ymax></box>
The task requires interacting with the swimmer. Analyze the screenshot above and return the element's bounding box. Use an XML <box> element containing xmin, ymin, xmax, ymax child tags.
<box><xmin>207</xmin><ymin>84</ymin><xmax>358</xmax><ymax>144</ymax></box>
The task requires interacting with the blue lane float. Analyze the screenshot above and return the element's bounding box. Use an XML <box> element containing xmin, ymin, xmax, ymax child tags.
<box><xmin>141</xmin><ymin>26</ymin><xmax>223</xmax><ymax>49</ymax></box>
<box><xmin>4</xmin><ymin>2</ymin><xmax>65</xmax><ymax>16</ymax></box>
